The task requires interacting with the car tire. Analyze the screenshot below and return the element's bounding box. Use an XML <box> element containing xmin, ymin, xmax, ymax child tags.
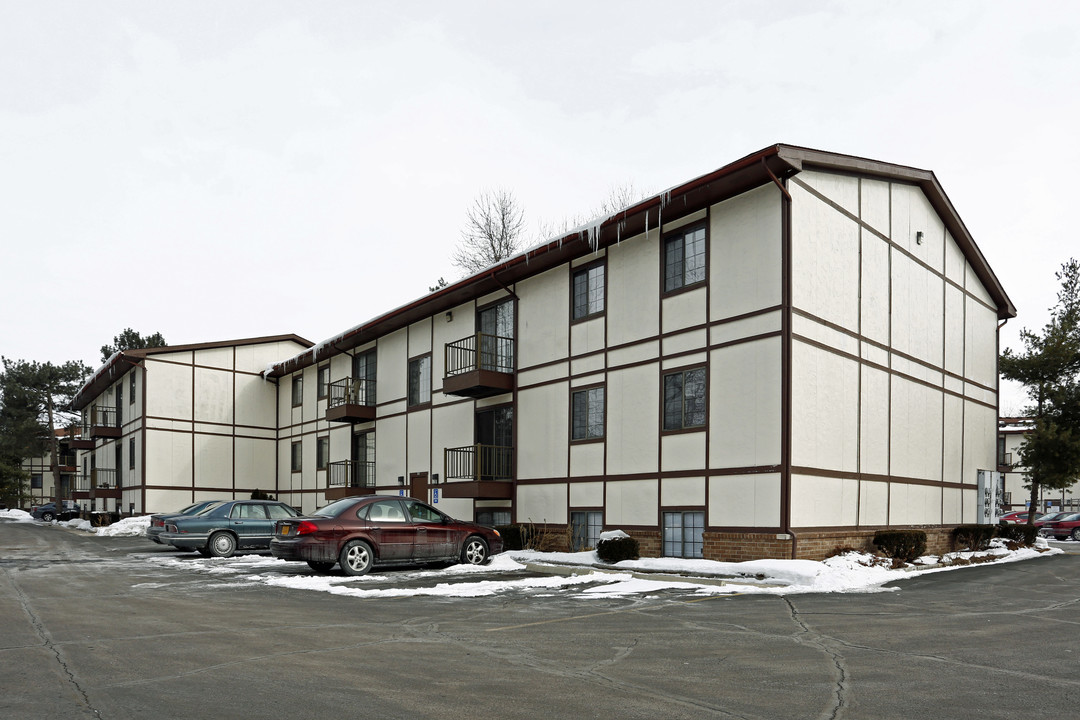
<box><xmin>307</xmin><ymin>561</ymin><xmax>335</xmax><ymax>573</ymax></box>
<box><xmin>41</xmin><ymin>512</ymin><xmax>55</xmax><ymax>522</ymax></box>
<box><xmin>1072</xmin><ymin>528</ymin><xmax>1080</xmax><ymax>542</ymax></box>
<box><xmin>207</xmin><ymin>532</ymin><xmax>237</xmax><ymax>558</ymax></box>
<box><xmin>339</xmin><ymin>540</ymin><xmax>373</xmax><ymax>576</ymax></box>
<box><xmin>460</xmin><ymin>536</ymin><xmax>490</xmax><ymax>566</ymax></box>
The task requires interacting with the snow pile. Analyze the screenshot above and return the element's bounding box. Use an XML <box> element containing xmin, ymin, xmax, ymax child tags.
<box><xmin>0</xmin><ymin>508</ymin><xmax>34</xmax><ymax>522</ymax></box>
<box><xmin>94</xmin><ymin>515</ymin><xmax>152</xmax><ymax>537</ymax></box>
<box><xmin>60</xmin><ymin>518</ymin><xmax>93</xmax><ymax>532</ymax></box>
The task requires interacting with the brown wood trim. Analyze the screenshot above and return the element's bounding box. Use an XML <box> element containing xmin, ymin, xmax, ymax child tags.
<box><xmin>790</xmin><ymin>465</ymin><xmax>970</xmax><ymax>490</ymax></box>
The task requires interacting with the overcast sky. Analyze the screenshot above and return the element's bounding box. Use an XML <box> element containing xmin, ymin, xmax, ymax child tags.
<box><xmin>2</xmin><ymin>1</ymin><xmax>1077</xmax><ymax>413</ymax></box>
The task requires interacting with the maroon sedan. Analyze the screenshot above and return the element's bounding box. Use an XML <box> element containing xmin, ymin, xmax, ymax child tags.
<box><xmin>270</xmin><ymin>495</ymin><xmax>503</xmax><ymax>575</ymax></box>
<box><xmin>1041</xmin><ymin>513</ymin><xmax>1080</xmax><ymax>541</ymax></box>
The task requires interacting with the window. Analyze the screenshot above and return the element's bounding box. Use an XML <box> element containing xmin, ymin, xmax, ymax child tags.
<box><xmin>267</xmin><ymin>504</ymin><xmax>298</xmax><ymax>520</ymax></box>
<box><xmin>663</xmin><ymin>224</ymin><xmax>706</xmax><ymax>293</ymax></box>
<box><xmin>129</xmin><ymin>438</ymin><xmax>135</xmax><ymax>469</ymax></box>
<box><xmin>570</xmin><ymin>511</ymin><xmax>603</xmax><ymax>551</ymax></box>
<box><xmin>232</xmin><ymin>503</ymin><xmax>269</xmax><ymax>520</ymax></box>
<box><xmin>476</xmin><ymin>509</ymin><xmax>511</xmax><ymax>527</ymax></box>
<box><xmin>31</xmin><ymin>474</ymin><xmax>42</xmax><ymax>489</ymax></box>
<box><xmin>572</xmin><ymin>262</ymin><xmax>605</xmax><ymax>320</ymax></box>
<box><xmin>352</xmin><ymin>349</ymin><xmax>377</xmax><ymax>404</ymax></box>
<box><xmin>571</xmin><ymin>387</ymin><xmax>605</xmax><ymax>440</ymax></box>
<box><xmin>291</xmin><ymin>441</ymin><xmax>302</xmax><ymax>473</ymax></box>
<box><xmin>404</xmin><ymin>499</ymin><xmax>444</xmax><ymax>523</ymax></box>
<box><xmin>316</xmin><ymin>436</ymin><xmax>329</xmax><ymax>471</ymax></box>
<box><xmin>663</xmin><ymin>367</ymin><xmax>706</xmax><ymax>431</ymax></box>
<box><xmin>291</xmin><ymin>375</ymin><xmax>303</xmax><ymax>407</ymax></box>
<box><xmin>408</xmin><ymin>355</ymin><xmax>431</xmax><ymax>407</ymax></box>
<box><xmin>663</xmin><ymin>511</ymin><xmax>704</xmax><ymax>558</ymax></box>
<box><xmin>317</xmin><ymin>366</ymin><xmax>330</xmax><ymax>400</ymax></box>
<box><xmin>368</xmin><ymin>500</ymin><xmax>407</xmax><ymax>522</ymax></box>
<box><xmin>129</xmin><ymin>372</ymin><xmax>135</xmax><ymax>403</ymax></box>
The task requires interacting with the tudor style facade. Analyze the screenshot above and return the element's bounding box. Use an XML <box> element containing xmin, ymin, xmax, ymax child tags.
<box><xmin>264</xmin><ymin>144</ymin><xmax>1016</xmax><ymax>560</ymax></box>
<box><xmin>69</xmin><ymin>336</ymin><xmax>311</xmax><ymax>514</ymax></box>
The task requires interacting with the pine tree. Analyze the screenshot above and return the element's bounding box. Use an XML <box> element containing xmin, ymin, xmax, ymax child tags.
<box><xmin>100</xmin><ymin>328</ymin><xmax>167</xmax><ymax>363</ymax></box>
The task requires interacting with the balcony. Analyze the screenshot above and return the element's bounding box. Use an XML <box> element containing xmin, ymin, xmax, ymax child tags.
<box><xmin>443</xmin><ymin>333</ymin><xmax>515</xmax><ymax>398</ymax></box>
<box><xmin>326</xmin><ymin>460</ymin><xmax>377</xmax><ymax>500</ymax></box>
<box><xmin>998</xmin><ymin>452</ymin><xmax>1013</xmax><ymax>472</ymax></box>
<box><xmin>70</xmin><ymin>429</ymin><xmax>94</xmax><ymax>450</ymax></box>
<box><xmin>91</xmin><ymin>468</ymin><xmax>122</xmax><ymax>499</ymax></box>
<box><xmin>89</xmin><ymin>407</ymin><xmax>121</xmax><ymax>439</ymax></box>
<box><xmin>441</xmin><ymin>444</ymin><xmax>514</xmax><ymax>499</ymax></box>
<box><xmin>51</xmin><ymin>454</ymin><xmax>77</xmax><ymax>472</ymax></box>
<box><xmin>325</xmin><ymin>378</ymin><xmax>376</xmax><ymax>423</ymax></box>
<box><xmin>72</xmin><ymin>474</ymin><xmax>91</xmax><ymax>500</ymax></box>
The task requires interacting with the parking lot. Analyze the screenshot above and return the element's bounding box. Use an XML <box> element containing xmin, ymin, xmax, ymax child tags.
<box><xmin>3</xmin><ymin>520</ymin><xmax>1080</xmax><ymax>719</ymax></box>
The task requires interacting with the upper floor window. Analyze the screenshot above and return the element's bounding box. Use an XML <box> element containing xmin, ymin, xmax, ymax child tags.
<box><xmin>316</xmin><ymin>436</ymin><xmax>329</xmax><ymax>470</ymax></box>
<box><xmin>353</xmin><ymin>349</ymin><xmax>377</xmax><ymax>404</ymax></box>
<box><xmin>663</xmin><ymin>367</ymin><xmax>706</xmax><ymax>431</ymax></box>
<box><xmin>572</xmin><ymin>262</ymin><xmax>605</xmax><ymax>320</ymax></box>
<box><xmin>408</xmin><ymin>355</ymin><xmax>431</xmax><ymax>407</ymax></box>
<box><xmin>129</xmin><ymin>438</ymin><xmax>135</xmax><ymax>469</ymax></box>
<box><xmin>129</xmin><ymin>372</ymin><xmax>135</xmax><ymax>403</ymax></box>
<box><xmin>571</xmin><ymin>387</ymin><xmax>605</xmax><ymax>440</ymax></box>
<box><xmin>317</xmin><ymin>366</ymin><xmax>330</xmax><ymax>400</ymax></box>
<box><xmin>664</xmin><ymin>224</ymin><xmax>706</xmax><ymax>293</ymax></box>
<box><xmin>291</xmin><ymin>375</ymin><xmax>303</xmax><ymax>407</ymax></box>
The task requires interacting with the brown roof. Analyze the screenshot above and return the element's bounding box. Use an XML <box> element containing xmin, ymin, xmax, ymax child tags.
<box><xmin>267</xmin><ymin>143</ymin><xmax>1015</xmax><ymax>377</ymax></box>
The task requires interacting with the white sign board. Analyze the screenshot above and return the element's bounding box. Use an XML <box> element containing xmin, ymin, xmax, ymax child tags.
<box><xmin>976</xmin><ymin>470</ymin><xmax>1005</xmax><ymax>524</ymax></box>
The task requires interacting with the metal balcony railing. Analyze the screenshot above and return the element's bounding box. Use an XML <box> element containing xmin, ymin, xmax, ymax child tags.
<box><xmin>445</xmin><ymin>333</ymin><xmax>514</xmax><ymax>377</ymax></box>
<box><xmin>327</xmin><ymin>377</ymin><xmax>376</xmax><ymax>409</ymax></box>
<box><xmin>91</xmin><ymin>406</ymin><xmax>119</xmax><ymax>428</ymax></box>
<box><xmin>92</xmin><ymin>467</ymin><xmax>119</xmax><ymax>489</ymax></box>
<box><xmin>998</xmin><ymin>452</ymin><xmax>1013</xmax><ymax>468</ymax></box>
<box><xmin>53</xmin><ymin>454</ymin><xmax>77</xmax><ymax>467</ymax></box>
<box><xmin>444</xmin><ymin>444</ymin><xmax>514</xmax><ymax>482</ymax></box>
<box><xmin>328</xmin><ymin>460</ymin><xmax>376</xmax><ymax>489</ymax></box>
<box><xmin>74</xmin><ymin>474</ymin><xmax>91</xmax><ymax>492</ymax></box>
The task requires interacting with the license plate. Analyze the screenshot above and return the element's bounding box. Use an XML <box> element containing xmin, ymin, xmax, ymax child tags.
<box><xmin>281</xmin><ymin>525</ymin><xmax>291</xmax><ymax>536</ymax></box>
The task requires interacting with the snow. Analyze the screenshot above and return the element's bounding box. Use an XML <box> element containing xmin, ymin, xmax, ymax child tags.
<box><xmin>3</xmin><ymin>514</ymin><xmax>1064</xmax><ymax>600</ymax></box>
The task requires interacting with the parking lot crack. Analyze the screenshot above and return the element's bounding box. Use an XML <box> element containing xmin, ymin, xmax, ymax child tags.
<box><xmin>784</xmin><ymin>597</ymin><xmax>848</xmax><ymax>720</ymax></box>
<box><xmin>3</xmin><ymin>567</ymin><xmax>102</xmax><ymax>718</ymax></box>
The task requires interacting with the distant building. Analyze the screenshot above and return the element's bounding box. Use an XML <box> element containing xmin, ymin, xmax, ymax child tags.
<box><xmin>998</xmin><ymin>417</ymin><xmax>1079</xmax><ymax>514</ymax></box>
<box><xmin>69</xmin><ymin>144</ymin><xmax>1017</xmax><ymax>560</ymax></box>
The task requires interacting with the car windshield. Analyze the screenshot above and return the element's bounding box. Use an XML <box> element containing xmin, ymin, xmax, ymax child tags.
<box><xmin>312</xmin><ymin>498</ymin><xmax>363</xmax><ymax>518</ymax></box>
<box><xmin>1056</xmin><ymin>513</ymin><xmax>1080</xmax><ymax>523</ymax></box>
<box><xmin>198</xmin><ymin>503</ymin><xmax>232</xmax><ymax>518</ymax></box>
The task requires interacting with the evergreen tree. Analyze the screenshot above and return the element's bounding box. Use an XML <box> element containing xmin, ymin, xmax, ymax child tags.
<box><xmin>0</xmin><ymin>358</ymin><xmax>91</xmax><ymax>505</ymax></box>
<box><xmin>100</xmin><ymin>328</ymin><xmax>167</xmax><ymax>362</ymax></box>
<box><xmin>1000</xmin><ymin>259</ymin><xmax>1080</xmax><ymax>523</ymax></box>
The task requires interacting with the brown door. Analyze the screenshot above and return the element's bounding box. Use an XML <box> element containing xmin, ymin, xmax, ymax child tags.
<box><xmin>409</xmin><ymin>472</ymin><xmax>428</xmax><ymax>502</ymax></box>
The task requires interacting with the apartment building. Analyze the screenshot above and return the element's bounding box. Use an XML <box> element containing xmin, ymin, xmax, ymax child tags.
<box><xmin>68</xmin><ymin>335</ymin><xmax>311</xmax><ymax>514</ymax></box>
<box><xmin>998</xmin><ymin>417</ymin><xmax>1079</xmax><ymax>514</ymax></box>
<box><xmin>264</xmin><ymin>144</ymin><xmax>1015</xmax><ymax>560</ymax></box>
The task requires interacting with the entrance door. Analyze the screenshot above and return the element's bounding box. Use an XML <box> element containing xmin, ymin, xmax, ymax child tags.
<box><xmin>477</xmin><ymin>299</ymin><xmax>514</xmax><ymax>371</ymax></box>
<box><xmin>475</xmin><ymin>407</ymin><xmax>513</xmax><ymax>481</ymax></box>
<box><xmin>351</xmin><ymin>432</ymin><xmax>374</xmax><ymax>488</ymax></box>
<box><xmin>409</xmin><ymin>472</ymin><xmax>428</xmax><ymax>502</ymax></box>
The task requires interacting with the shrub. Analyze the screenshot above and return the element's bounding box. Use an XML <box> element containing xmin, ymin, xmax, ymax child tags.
<box><xmin>953</xmin><ymin>524</ymin><xmax>996</xmax><ymax>551</ymax></box>
<box><xmin>496</xmin><ymin>525</ymin><xmax>525</xmax><ymax>551</ymax></box>
<box><xmin>996</xmin><ymin>523</ymin><xmax>1038</xmax><ymax>546</ymax></box>
<box><xmin>596</xmin><ymin>535</ymin><xmax>640</xmax><ymax>563</ymax></box>
<box><xmin>872</xmin><ymin>530</ymin><xmax>927</xmax><ymax>563</ymax></box>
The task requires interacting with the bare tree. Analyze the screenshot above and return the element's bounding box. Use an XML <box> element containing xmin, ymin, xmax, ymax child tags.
<box><xmin>536</xmin><ymin>181</ymin><xmax>651</xmax><ymax>242</ymax></box>
<box><xmin>452</xmin><ymin>189</ymin><xmax>526</xmax><ymax>274</ymax></box>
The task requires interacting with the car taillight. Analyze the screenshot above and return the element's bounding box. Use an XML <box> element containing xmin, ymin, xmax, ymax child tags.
<box><xmin>296</xmin><ymin>521</ymin><xmax>319</xmax><ymax>536</ymax></box>
<box><xmin>152</xmin><ymin>519</ymin><xmax>163</xmax><ymax>527</ymax></box>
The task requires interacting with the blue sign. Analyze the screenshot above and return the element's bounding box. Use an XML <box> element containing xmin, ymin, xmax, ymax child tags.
<box><xmin>398</xmin><ymin>489</ymin><xmax>404</xmax><ymax>497</ymax></box>
<box><xmin>433</xmin><ymin>488</ymin><xmax>439</xmax><ymax>504</ymax></box>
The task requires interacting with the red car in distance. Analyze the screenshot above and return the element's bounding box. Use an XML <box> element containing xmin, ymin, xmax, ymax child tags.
<box><xmin>1040</xmin><ymin>513</ymin><xmax>1080</xmax><ymax>541</ymax></box>
<box><xmin>270</xmin><ymin>495</ymin><xmax>503</xmax><ymax>575</ymax></box>
<box><xmin>998</xmin><ymin>511</ymin><xmax>1041</xmax><ymax>524</ymax></box>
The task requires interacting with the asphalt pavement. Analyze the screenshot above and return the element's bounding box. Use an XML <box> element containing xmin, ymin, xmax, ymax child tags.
<box><xmin>2</xmin><ymin>520</ymin><xmax>1079</xmax><ymax>720</ymax></box>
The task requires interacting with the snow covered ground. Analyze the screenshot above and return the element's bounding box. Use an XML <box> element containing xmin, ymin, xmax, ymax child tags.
<box><xmin>1</xmin><ymin>509</ymin><xmax>1064</xmax><ymax>599</ymax></box>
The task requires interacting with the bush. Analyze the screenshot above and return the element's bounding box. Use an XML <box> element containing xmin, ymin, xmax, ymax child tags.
<box><xmin>953</xmin><ymin>525</ymin><xmax>996</xmax><ymax>551</ymax></box>
<box><xmin>596</xmin><ymin>534</ymin><xmax>640</xmax><ymax>563</ymax></box>
<box><xmin>872</xmin><ymin>530</ymin><xmax>927</xmax><ymax>563</ymax></box>
<box><xmin>996</xmin><ymin>522</ymin><xmax>1038</xmax><ymax>546</ymax></box>
<box><xmin>495</xmin><ymin>525</ymin><xmax>525</xmax><ymax>551</ymax></box>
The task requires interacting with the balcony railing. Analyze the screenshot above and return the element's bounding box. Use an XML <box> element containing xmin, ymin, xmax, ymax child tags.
<box><xmin>92</xmin><ymin>467</ymin><xmax>119</xmax><ymax>489</ymax></box>
<box><xmin>442</xmin><ymin>445</ymin><xmax>514</xmax><ymax>499</ymax></box>
<box><xmin>326</xmin><ymin>460</ymin><xmax>377</xmax><ymax>499</ymax></box>
<box><xmin>90</xmin><ymin>407</ymin><xmax>121</xmax><ymax>438</ymax></box>
<box><xmin>443</xmin><ymin>333</ymin><xmax>515</xmax><ymax>398</ymax></box>
<box><xmin>51</xmin><ymin>454</ymin><xmax>77</xmax><ymax>469</ymax></box>
<box><xmin>998</xmin><ymin>452</ymin><xmax>1013</xmax><ymax>469</ymax></box>
<box><xmin>325</xmin><ymin>378</ymin><xmax>377</xmax><ymax>423</ymax></box>
<box><xmin>74</xmin><ymin>474</ymin><xmax>92</xmax><ymax>492</ymax></box>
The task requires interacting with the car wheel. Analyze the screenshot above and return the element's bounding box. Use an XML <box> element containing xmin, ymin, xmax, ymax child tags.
<box><xmin>460</xmin><ymin>536</ymin><xmax>490</xmax><ymax>566</ymax></box>
<box><xmin>207</xmin><ymin>532</ymin><xmax>237</xmax><ymax>558</ymax></box>
<box><xmin>307</xmin><ymin>561</ymin><xmax>335</xmax><ymax>573</ymax></box>
<box><xmin>41</xmin><ymin>512</ymin><xmax>55</xmax><ymax>522</ymax></box>
<box><xmin>1072</xmin><ymin>528</ymin><xmax>1080</xmax><ymax>542</ymax></box>
<box><xmin>339</xmin><ymin>540</ymin><xmax>373</xmax><ymax>576</ymax></box>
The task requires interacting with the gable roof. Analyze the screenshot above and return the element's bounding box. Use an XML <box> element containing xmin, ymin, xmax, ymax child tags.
<box><xmin>261</xmin><ymin>143</ymin><xmax>1015</xmax><ymax>378</ymax></box>
<box><xmin>71</xmin><ymin>334</ymin><xmax>313</xmax><ymax>410</ymax></box>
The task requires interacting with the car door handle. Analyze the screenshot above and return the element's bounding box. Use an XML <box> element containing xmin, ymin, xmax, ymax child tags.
<box><xmin>416</xmin><ymin>527</ymin><xmax>426</xmax><ymax>532</ymax></box>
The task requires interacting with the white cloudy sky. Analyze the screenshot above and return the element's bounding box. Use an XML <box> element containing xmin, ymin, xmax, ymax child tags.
<box><xmin>2</xmin><ymin>1</ymin><xmax>1077</xmax><ymax>412</ymax></box>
